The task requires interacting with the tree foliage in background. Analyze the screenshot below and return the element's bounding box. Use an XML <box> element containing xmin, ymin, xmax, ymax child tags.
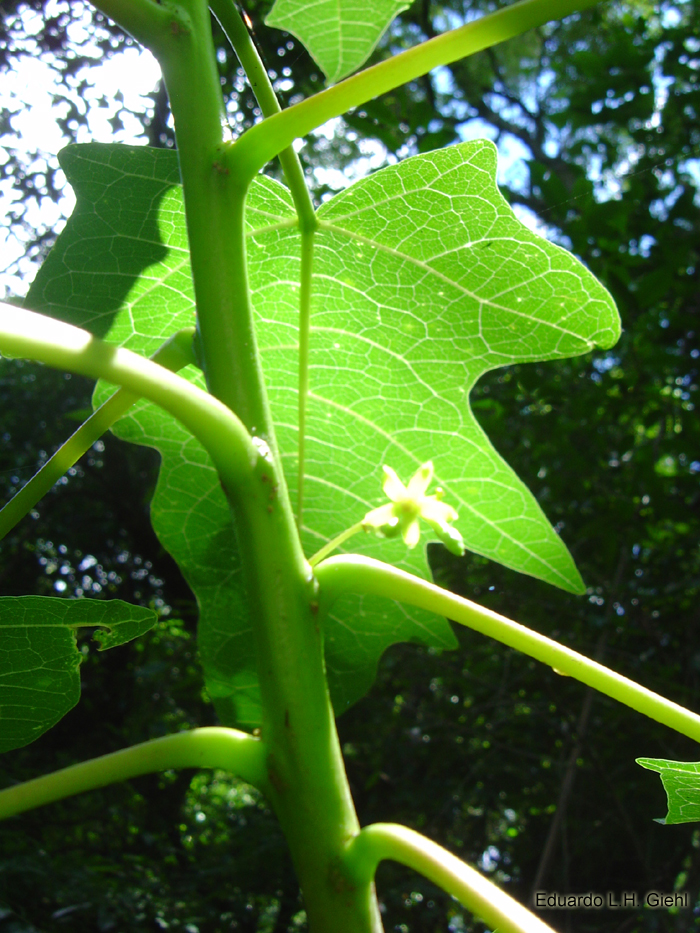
<box><xmin>0</xmin><ymin>1</ymin><xmax>698</xmax><ymax>931</ymax></box>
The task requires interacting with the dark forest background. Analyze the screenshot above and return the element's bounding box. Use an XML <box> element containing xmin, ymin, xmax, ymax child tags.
<box><xmin>0</xmin><ymin>0</ymin><xmax>699</xmax><ymax>931</ymax></box>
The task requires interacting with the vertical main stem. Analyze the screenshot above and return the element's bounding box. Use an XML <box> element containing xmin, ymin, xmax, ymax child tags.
<box><xmin>143</xmin><ymin>3</ymin><xmax>379</xmax><ymax>929</ymax></box>
<box><xmin>208</xmin><ymin>0</ymin><xmax>318</xmax><ymax>525</ymax></box>
<box><xmin>224</xmin><ymin>450</ymin><xmax>383</xmax><ymax>932</ymax></box>
<box><xmin>157</xmin><ymin>8</ymin><xmax>273</xmax><ymax>445</ymax></box>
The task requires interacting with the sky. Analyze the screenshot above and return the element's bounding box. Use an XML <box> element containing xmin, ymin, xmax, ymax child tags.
<box><xmin>5</xmin><ymin>0</ymin><xmax>694</xmax><ymax>302</ymax></box>
<box><xmin>1</xmin><ymin>1</ymin><xmax>163</xmax><ymax>298</ymax></box>
<box><xmin>0</xmin><ymin>0</ymin><xmax>550</xmax><ymax>303</ymax></box>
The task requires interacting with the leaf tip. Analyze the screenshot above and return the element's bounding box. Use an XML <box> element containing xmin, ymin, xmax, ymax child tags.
<box><xmin>555</xmin><ymin>563</ymin><xmax>586</xmax><ymax>596</ymax></box>
<box><xmin>568</xmin><ymin>575</ymin><xmax>587</xmax><ymax>597</ymax></box>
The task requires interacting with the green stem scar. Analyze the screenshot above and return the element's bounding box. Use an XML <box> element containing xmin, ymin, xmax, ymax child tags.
<box><xmin>315</xmin><ymin>555</ymin><xmax>700</xmax><ymax>744</ymax></box>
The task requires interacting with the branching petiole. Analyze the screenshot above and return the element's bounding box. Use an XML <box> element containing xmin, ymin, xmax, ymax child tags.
<box><xmin>0</xmin><ymin>304</ymin><xmax>257</xmax><ymax>490</ymax></box>
<box><xmin>228</xmin><ymin>0</ymin><xmax>601</xmax><ymax>179</ymax></box>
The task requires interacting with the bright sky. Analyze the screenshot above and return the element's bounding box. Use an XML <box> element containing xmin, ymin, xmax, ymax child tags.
<box><xmin>2</xmin><ymin>0</ymin><xmax>551</xmax><ymax>303</ymax></box>
<box><xmin>0</xmin><ymin>0</ymin><xmax>163</xmax><ymax>298</ymax></box>
<box><xmin>9</xmin><ymin>1</ymin><xmax>689</xmax><ymax>302</ymax></box>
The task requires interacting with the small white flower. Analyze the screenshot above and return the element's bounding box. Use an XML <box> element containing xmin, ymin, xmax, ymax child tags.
<box><xmin>361</xmin><ymin>461</ymin><xmax>465</xmax><ymax>556</ymax></box>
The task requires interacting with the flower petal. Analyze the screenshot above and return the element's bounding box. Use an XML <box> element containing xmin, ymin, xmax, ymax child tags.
<box><xmin>367</xmin><ymin>461</ymin><xmax>464</xmax><ymax>556</ymax></box>
<box><xmin>421</xmin><ymin>496</ymin><xmax>458</xmax><ymax>525</ymax></box>
<box><xmin>381</xmin><ymin>465</ymin><xmax>407</xmax><ymax>502</ymax></box>
<box><xmin>403</xmin><ymin>518</ymin><xmax>421</xmax><ymax>548</ymax></box>
<box><xmin>406</xmin><ymin>461</ymin><xmax>434</xmax><ymax>499</ymax></box>
<box><xmin>362</xmin><ymin>503</ymin><xmax>397</xmax><ymax>531</ymax></box>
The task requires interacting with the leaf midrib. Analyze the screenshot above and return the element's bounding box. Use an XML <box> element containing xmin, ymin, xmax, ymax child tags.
<box><xmin>317</xmin><ymin>220</ymin><xmax>595</xmax><ymax>349</ymax></box>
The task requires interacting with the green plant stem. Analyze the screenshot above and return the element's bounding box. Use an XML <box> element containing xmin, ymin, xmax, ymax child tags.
<box><xmin>228</xmin><ymin>0</ymin><xmax>601</xmax><ymax>178</ymax></box>
<box><xmin>154</xmin><ymin>4</ymin><xmax>266</xmax><ymax>428</ymax></box>
<box><xmin>0</xmin><ymin>728</ymin><xmax>267</xmax><ymax>821</ymax></box>
<box><xmin>208</xmin><ymin>0</ymin><xmax>315</xmax><ymax>230</ymax></box>
<box><xmin>74</xmin><ymin>0</ymin><xmax>185</xmax><ymax>53</ymax></box>
<box><xmin>0</xmin><ymin>327</ymin><xmax>196</xmax><ymax>542</ymax></box>
<box><xmin>218</xmin><ymin>465</ymin><xmax>382</xmax><ymax>933</ymax></box>
<box><xmin>86</xmin><ymin>0</ymin><xmax>270</xmax><ymax>436</ymax></box>
<box><xmin>208</xmin><ymin>0</ymin><xmax>318</xmax><ymax>525</ymax></box>
<box><xmin>309</xmin><ymin>521</ymin><xmax>365</xmax><ymax>567</ymax></box>
<box><xmin>76</xmin><ymin>4</ymin><xmax>381</xmax><ymax>926</ymax></box>
<box><xmin>0</xmin><ymin>304</ymin><xmax>256</xmax><ymax>489</ymax></box>
<box><xmin>315</xmin><ymin>555</ymin><xmax>700</xmax><ymax>743</ymax></box>
<box><xmin>0</xmin><ymin>307</ymin><xmax>379</xmax><ymax>930</ymax></box>
<box><xmin>344</xmin><ymin>823</ymin><xmax>556</xmax><ymax>933</ymax></box>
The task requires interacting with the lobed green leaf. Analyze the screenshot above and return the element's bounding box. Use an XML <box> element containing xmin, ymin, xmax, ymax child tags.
<box><xmin>22</xmin><ymin>144</ymin><xmax>454</xmax><ymax>724</ymax></box>
<box><xmin>22</xmin><ymin>140</ymin><xmax>620</xmax><ymax>725</ymax></box>
<box><xmin>294</xmin><ymin>141</ymin><xmax>618</xmax><ymax>597</ymax></box>
<box><xmin>0</xmin><ymin>597</ymin><xmax>156</xmax><ymax>752</ymax></box>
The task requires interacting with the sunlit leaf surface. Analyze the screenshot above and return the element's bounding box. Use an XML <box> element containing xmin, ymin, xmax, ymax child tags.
<box><xmin>265</xmin><ymin>0</ymin><xmax>410</xmax><ymax>82</ymax></box>
<box><xmin>23</xmin><ymin>141</ymin><xmax>620</xmax><ymax>725</ymax></box>
<box><xmin>637</xmin><ymin>758</ymin><xmax>700</xmax><ymax>825</ymax></box>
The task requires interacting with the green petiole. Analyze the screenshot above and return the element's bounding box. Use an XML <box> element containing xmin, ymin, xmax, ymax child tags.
<box><xmin>308</xmin><ymin>521</ymin><xmax>365</xmax><ymax>567</ymax></box>
<box><xmin>0</xmin><ymin>304</ymin><xmax>257</xmax><ymax>491</ymax></box>
<box><xmin>344</xmin><ymin>823</ymin><xmax>557</xmax><ymax>933</ymax></box>
<box><xmin>228</xmin><ymin>0</ymin><xmax>601</xmax><ymax>179</ymax></box>
<box><xmin>0</xmin><ymin>727</ymin><xmax>267</xmax><ymax>820</ymax></box>
<box><xmin>315</xmin><ymin>554</ymin><xmax>700</xmax><ymax>744</ymax></box>
<box><xmin>0</xmin><ymin>328</ymin><xmax>197</xmax><ymax>542</ymax></box>
<box><xmin>208</xmin><ymin>0</ymin><xmax>316</xmax><ymax>230</ymax></box>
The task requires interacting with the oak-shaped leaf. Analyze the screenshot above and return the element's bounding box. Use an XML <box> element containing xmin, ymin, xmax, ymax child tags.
<box><xmin>0</xmin><ymin>597</ymin><xmax>156</xmax><ymax>752</ymax></box>
<box><xmin>22</xmin><ymin>144</ymin><xmax>456</xmax><ymax>726</ymax></box>
<box><xmin>23</xmin><ymin>140</ymin><xmax>619</xmax><ymax>725</ymax></box>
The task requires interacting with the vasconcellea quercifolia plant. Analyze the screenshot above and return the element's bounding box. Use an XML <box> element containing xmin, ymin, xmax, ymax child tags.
<box><xmin>1</xmin><ymin>0</ymin><xmax>697</xmax><ymax>929</ymax></box>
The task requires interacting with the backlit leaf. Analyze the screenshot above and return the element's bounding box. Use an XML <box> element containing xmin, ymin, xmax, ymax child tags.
<box><xmin>23</xmin><ymin>144</ymin><xmax>454</xmax><ymax>725</ymax></box>
<box><xmin>265</xmin><ymin>0</ymin><xmax>410</xmax><ymax>83</ymax></box>
<box><xmin>22</xmin><ymin>140</ymin><xmax>620</xmax><ymax>724</ymax></box>
<box><xmin>637</xmin><ymin>758</ymin><xmax>700</xmax><ymax>824</ymax></box>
